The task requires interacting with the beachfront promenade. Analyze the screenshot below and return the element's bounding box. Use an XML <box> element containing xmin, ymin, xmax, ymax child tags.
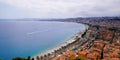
<box><xmin>31</xmin><ymin>23</ymin><xmax>120</xmax><ymax>60</ymax></box>
<box><xmin>32</xmin><ymin>25</ymin><xmax>89</xmax><ymax>60</ymax></box>
<box><xmin>52</xmin><ymin>26</ymin><xmax>120</xmax><ymax>60</ymax></box>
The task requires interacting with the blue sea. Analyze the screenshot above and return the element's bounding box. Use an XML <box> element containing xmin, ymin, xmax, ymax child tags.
<box><xmin>0</xmin><ymin>21</ymin><xmax>85</xmax><ymax>60</ymax></box>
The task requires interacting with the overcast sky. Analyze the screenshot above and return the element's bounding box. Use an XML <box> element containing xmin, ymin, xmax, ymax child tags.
<box><xmin>0</xmin><ymin>0</ymin><xmax>120</xmax><ymax>19</ymax></box>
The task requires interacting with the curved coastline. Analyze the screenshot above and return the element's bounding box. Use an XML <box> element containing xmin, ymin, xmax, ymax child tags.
<box><xmin>32</xmin><ymin>23</ymin><xmax>89</xmax><ymax>59</ymax></box>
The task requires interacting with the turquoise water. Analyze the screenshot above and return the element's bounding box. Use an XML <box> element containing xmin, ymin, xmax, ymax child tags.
<box><xmin>0</xmin><ymin>21</ymin><xmax>85</xmax><ymax>60</ymax></box>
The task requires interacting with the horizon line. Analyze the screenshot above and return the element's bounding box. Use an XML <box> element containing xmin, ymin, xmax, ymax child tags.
<box><xmin>0</xmin><ymin>16</ymin><xmax>120</xmax><ymax>20</ymax></box>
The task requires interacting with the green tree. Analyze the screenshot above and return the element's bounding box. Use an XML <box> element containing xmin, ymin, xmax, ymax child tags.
<box><xmin>27</xmin><ymin>56</ymin><xmax>31</xmax><ymax>60</ymax></box>
<box><xmin>12</xmin><ymin>57</ymin><xmax>27</xmax><ymax>60</ymax></box>
<box><xmin>36</xmin><ymin>56</ymin><xmax>40</xmax><ymax>60</ymax></box>
<box><xmin>40</xmin><ymin>56</ymin><xmax>43</xmax><ymax>60</ymax></box>
<box><xmin>31</xmin><ymin>58</ymin><xmax>34</xmax><ymax>60</ymax></box>
<box><xmin>0</xmin><ymin>57</ymin><xmax>2</xmax><ymax>60</ymax></box>
<box><xmin>48</xmin><ymin>53</ymin><xmax>51</xmax><ymax>56</ymax></box>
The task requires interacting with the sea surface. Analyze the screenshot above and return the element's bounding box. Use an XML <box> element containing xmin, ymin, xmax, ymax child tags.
<box><xmin>0</xmin><ymin>21</ymin><xmax>85</xmax><ymax>60</ymax></box>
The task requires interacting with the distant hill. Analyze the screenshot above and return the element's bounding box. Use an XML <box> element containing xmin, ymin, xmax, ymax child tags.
<box><xmin>52</xmin><ymin>17</ymin><xmax>120</xmax><ymax>29</ymax></box>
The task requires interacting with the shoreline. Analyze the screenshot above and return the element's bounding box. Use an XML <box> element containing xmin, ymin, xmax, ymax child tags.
<box><xmin>32</xmin><ymin>24</ymin><xmax>89</xmax><ymax>59</ymax></box>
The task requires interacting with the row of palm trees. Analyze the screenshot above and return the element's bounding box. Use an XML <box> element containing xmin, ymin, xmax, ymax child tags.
<box><xmin>35</xmin><ymin>53</ymin><xmax>51</xmax><ymax>60</ymax></box>
<box><xmin>34</xmin><ymin>33</ymin><xmax>84</xmax><ymax>60</ymax></box>
<box><xmin>34</xmin><ymin>39</ymin><xmax>81</xmax><ymax>60</ymax></box>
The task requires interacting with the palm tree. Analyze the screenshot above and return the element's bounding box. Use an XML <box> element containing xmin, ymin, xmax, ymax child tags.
<box><xmin>54</xmin><ymin>50</ymin><xmax>57</xmax><ymax>53</ymax></box>
<box><xmin>40</xmin><ymin>56</ymin><xmax>43</xmax><ymax>60</ymax></box>
<box><xmin>48</xmin><ymin>53</ymin><xmax>51</xmax><ymax>57</ymax></box>
<box><xmin>27</xmin><ymin>56</ymin><xmax>31</xmax><ymax>60</ymax></box>
<box><xmin>44</xmin><ymin>54</ymin><xmax>47</xmax><ymax>58</ymax></box>
<box><xmin>44</xmin><ymin>54</ymin><xmax>47</xmax><ymax>60</ymax></box>
<box><xmin>31</xmin><ymin>58</ymin><xmax>34</xmax><ymax>60</ymax></box>
<box><xmin>36</xmin><ymin>56</ymin><xmax>40</xmax><ymax>60</ymax></box>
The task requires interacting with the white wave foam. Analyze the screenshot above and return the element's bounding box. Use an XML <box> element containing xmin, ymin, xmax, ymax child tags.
<box><xmin>27</xmin><ymin>30</ymin><xmax>50</xmax><ymax>35</ymax></box>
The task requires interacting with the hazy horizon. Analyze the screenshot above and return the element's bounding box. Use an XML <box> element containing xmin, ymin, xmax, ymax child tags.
<box><xmin>0</xmin><ymin>0</ymin><xmax>120</xmax><ymax>19</ymax></box>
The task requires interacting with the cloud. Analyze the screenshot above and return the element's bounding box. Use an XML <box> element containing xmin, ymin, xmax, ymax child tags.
<box><xmin>0</xmin><ymin>0</ymin><xmax>120</xmax><ymax>18</ymax></box>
